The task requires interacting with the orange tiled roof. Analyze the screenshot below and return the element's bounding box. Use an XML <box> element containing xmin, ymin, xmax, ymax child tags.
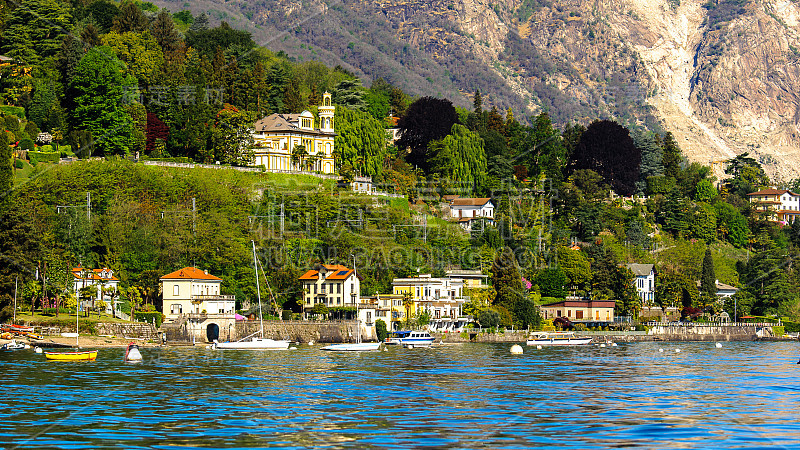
<box><xmin>71</xmin><ymin>267</ymin><xmax>119</xmax><ymax>281</ymax></box>
<box><xmin>451</xmin><ymin>197</ymin><xmax>492</xmax><ymax>207</ymax></box>
<box><xmin>160</xmin><ymin>267</ymin><xmax>222</xmax><ymax>281</ymax></box>
<box><xmin>299</xmin><ymin>264</ymin><xmax>355</xmax><ymax>280</ymax></box>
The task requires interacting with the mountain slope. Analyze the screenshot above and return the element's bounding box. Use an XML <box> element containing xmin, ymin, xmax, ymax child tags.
<box><xmin>154</xmin><ymin>0</ymin><xmax>800</xmax><ymax>179</ymax></box>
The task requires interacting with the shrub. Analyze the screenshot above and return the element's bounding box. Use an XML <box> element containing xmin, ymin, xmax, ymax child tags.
<box><xmin>0</xmin><ymin>106</ymin><xmax>25</xmax><ymax>119</ymax></box>
<box><xmin>773</xmin><ymin>326</ymin><xmax>785</xmax><ymax>337</ymax></box>
<box><xmin>478</xmin><ymin>308</ymin><xmax>501</xmax><ymax>328</ymax></box>
<box><xmin>18</xmin><ymin>137</ymin><xmax>34</xmax><ymax>151</ymax></box>
<box><xmin>375</xmin><ymin>319</ymin><xmax>388</xmax><ymax>342</ymax></box>
<box><xmin>134</xmin><ymin>311</ymin><xmax>165</xmax><ymax>327</ymax></box>
<box><xmin>28</xmin><ymin>151</ymin><xmax>60</xmax><ymax>165</ymax></box>
<box><xmin>14</xmin><ymin>159</ymin><xmax>23</xmax><ymax>169</ymax></box>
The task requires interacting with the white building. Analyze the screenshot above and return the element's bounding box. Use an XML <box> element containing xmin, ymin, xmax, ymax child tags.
<box><xmin>251</xmin><ymin>92</ymin><xmax>336</xmax><ymax>173</ymax></box>
<box><xmin>392</xmin><ymin>274</ymin><xmax>467</xmax><ymax>331</ymax></box>
<box><xmin>747</xmin><ymin>188</ymin><xmax>800</xmax><ymax>223</ymax></box>
<box><xmin>445</xmin><ymin>269</ymin><xmax>488</xmax><ymax>289</ymax></box>
<box><xmin>625</xmin><ymin>264</ymin><xmax>655</xmax><ymax>307</ymax></box>
<box><xmin>449</xmin><ymin>197</ymin><xmax>495</xmax><ymax>220</ymax></box>
<box><xmin>160</xmin><ymin>267</ymin><xmax>235</xmax><ymax>321</ymax></box>
<box><xmin>71</xmin><ymin>266</ymin><xmax>120</xmax><ymax>314</ymax></box>
<box><xmin>299</xmin><ymin>264</ymin><xmax>361</xmax><ymax>315</ymax></box>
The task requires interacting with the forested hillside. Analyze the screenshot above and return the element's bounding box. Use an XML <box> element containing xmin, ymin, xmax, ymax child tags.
<box><xmin>0</xmin><ymin>0</ymin><xmax>798</xmax><ymax>327</ymax></box>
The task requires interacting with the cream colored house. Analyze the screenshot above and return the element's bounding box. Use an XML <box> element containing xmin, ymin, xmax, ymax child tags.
<box><xmin>160</xmin><ymin>267</ymin><xmax>235</xmax><ymax>321</ymax></box>
<box><xmin>392</xmin><ymin>274</ymin><xmax>468</xmax><ymax>331</ymax></box>
<box><xmin>540</xmin><ymin>297</ymin><xmax>615</xmax><ymax>322</ymax></box>
<box><xmin>299</xmin><ymin>264</ymin><xmax>361</xmax><ymax>315</ymax></box>
<box><xmin>252</xmin><ymin>92</ymin><xmax>336</xmax><ymax>173</ymax></box>
<box><xmin>747</xmin><ymin>188</ymin><xmax>800</xmax><ymax>223</ymax></box>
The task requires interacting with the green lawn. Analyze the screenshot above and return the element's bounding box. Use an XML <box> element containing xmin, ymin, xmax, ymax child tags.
<box><xmin>15</xmin><ymin>311</ymin><xmax>132</xmax><ymax>324</ymax></box>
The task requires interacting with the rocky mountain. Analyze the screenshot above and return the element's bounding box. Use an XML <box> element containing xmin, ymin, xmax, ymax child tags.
<box><xmin>154</xmin><ymin>0</ymin><xmax>800</xmax><ymax>180</ymax></box>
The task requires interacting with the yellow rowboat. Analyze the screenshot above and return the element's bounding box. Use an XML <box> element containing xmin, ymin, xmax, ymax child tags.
<box><xmin>44</xmin><ymin>350</ymin><xmax>97</xmax><ymax>361</ymax></box>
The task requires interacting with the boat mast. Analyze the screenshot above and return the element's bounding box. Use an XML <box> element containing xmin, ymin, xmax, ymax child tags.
<box><xmin>352</xmin><ymin>255</ymin><xmax>359</xmax><ymax>345</ymax></box>
<box><xmin>252</xmin><ymin>241</ymin><xmax>264</xmax><ymax>337</ymax></box>
<box><xmin>13</xmin><ymin>275</ymin><xmax>17</xmax><ymax>323</ymax></box>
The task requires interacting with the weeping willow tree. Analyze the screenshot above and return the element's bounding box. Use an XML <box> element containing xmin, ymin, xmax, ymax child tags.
<box><xmin>333</xmin><ymin>107</ymin><xmax>386</xmax><ymax>178</ymax></box>
<box><xmin>428</xmin><ymin>123</ymin><xmax>487</xmax><ymax>195</ymax></box>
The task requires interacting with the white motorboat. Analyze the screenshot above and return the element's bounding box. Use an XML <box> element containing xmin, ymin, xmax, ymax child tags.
<box><xmin>399</xmin><ymin>331</ymin><xmax>435</xmax><ymax>348</ymax></box>
<box><xmin>320</xmin><ymin>257</ymin><xmax>381</xmax><ymax>352</ymax></box>
<box><xmin>212</xmin><ymin>242</ymin><xmax>291</xmax><ymax>351</ymax></box>
<box><xmin>1</xmin><ymin>340</ymin><xmax>28</xmax><ymax>350</ymax></box>
<box><xmin>213</xmin><ymin>337</ymin><xmax>291</xmax><ymax>350</ymax></box>
<box><xmin>526</xmin><ymin>331</ymin><xmax>592</xmax><ymax>346</ymax></box>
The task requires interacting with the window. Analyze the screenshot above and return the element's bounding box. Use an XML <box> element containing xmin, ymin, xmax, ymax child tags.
<box><xmin>576</xmin><ymin>311</ymin><xmax>584</xmax><ymax>319</ymax></box>
<box><xmin>337</xmin><ymin>284</ymin><xmax>341</xmax><ymax>294</ymax></box>
<box><xmin>173</xmin><ymin>285</ymin><xmax>179</xmax><ymax>296</ymax></box>
<box><xmin>314</xmin><ymin>284</ymin><xmax>317</xmax><ymax>294</ymax></box>
<box><xmin>568</xmin><ymin>310</ymin><xmax>572</xmax><ymax>318</ymax></box>
<box><xmin>170</xmin><ymin>304</ymin><xmax>182</xmax><ymax>314</ymax></box>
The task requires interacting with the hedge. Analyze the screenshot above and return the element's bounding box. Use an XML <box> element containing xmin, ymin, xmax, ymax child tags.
<box><xmin>134</xmin><ymin>311</ymin><xmax>165</xmax><ymax>327</ymax></box>
<box><xmin>0</xmin><ymin>105</ymin><xmax>25</xmax><ymax>118</ymax></box>
<box><xmin>28</xmin><ymin>151</ymin><xmax>60</xmax><ymax>165</ymax></box>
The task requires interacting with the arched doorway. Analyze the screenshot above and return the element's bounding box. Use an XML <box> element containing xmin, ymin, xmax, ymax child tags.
<box><xmin>206</xmin><ymin>323</ymin><xmax>220</xmax><ymax>342</ymax></box>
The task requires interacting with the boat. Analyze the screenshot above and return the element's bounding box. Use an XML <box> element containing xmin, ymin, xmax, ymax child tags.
<box><xmin>321</xmin><ymin>257</ymin><xmax>381</xmax><ymax>352</ymax></box>
<box><xmin>399</xmin><ymin>331</ymin><xmax>435</xmax><ymax>348</ymax></box>
<box><xmin>525</xmin><ymin>331</ymin><xmax>593</xmax><ymax>346</ymax></box>
<box><xmin>212</xmin><ymin>241</ymin><xmax>291</xmax><ymax>351</ymax></box>
<box><xmin>1</xmin><ymin>340</ymin><xmax>28</xmax><ymax>350</ymax></box>
<box><xmin>1</xmin><ymin>324</ymin><xmax>34</xmax><ymax>334</ymax></box>
<box><xmin>44</xmin><ymin>350</ymin><xmax>98</xmax><ymax>361</ymax></box>
<box><xmin>124</xmin><ymin>342</ymin><xmax>143</xmax><ymax>362</ymax></box>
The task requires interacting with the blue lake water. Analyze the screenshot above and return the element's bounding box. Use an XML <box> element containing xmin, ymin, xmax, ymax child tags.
<box><xmin>1</xmin><ymin>341</ymin><xmax>799</xmax><ymax>449</ymax></box>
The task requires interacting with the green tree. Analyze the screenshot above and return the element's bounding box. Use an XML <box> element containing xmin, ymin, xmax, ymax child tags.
<box><xmin>150</xmin><ymin>10</ymin><xmax>182</xmax><ymax>54</ymax></box>
<box><xmin>491</xmin><ymin>247</ymin><xmax>523</xmax><ymax>309</ymax></box>
<box><xmin>700</xmin><ymin>248</ymin><xmax>716</xmax><ymax>296</ymax></box>
<box><xmin>0</xmin><ymin>131</ymin><xmax>11</xmax><ymax>196</ymax></box>
<box><xmin>715</xmin><ymin>202</ymin><xmax>749</xmax><ymax>248</ymax></box>
<box><xmin>290</xmin><ymin>144</ymin><xmax>308</xmax><ymax>170</ymax></box>
<box><xmin>662</xmin><ymin>132</ymin><xmax>682</xmax><ymax>180</ymax></box>
<box><xmin>694</xmin><ymin>179</ymin><xmax>718</xmax><ymax>202</ymax></box>
<box><xmin>428</xmin><ymin>124</ymin><xmax>487</xmax><ymax>195</ymax></box>
<box><xmin>209</xmin><ymin>106</ymin><xmax>256</xmax><ymax>165</ymax></box>
<box><xmin>333</xmin><ymin>107</ymin><xmax>387</xmax><ymax>178</ymax></box>
<box><xmin>690</xmin><ymin>203</ymin><xmax>717</xmax><ymax>242</ymax></box>
<box><xmin>478</xmin><ymin>308</ymin><xmax>500</xmax><ymax>328</ymax></box>
<box><xmin>375</xmin><ymin>319</ymin><xmax>388</xmax><ymax>341</ymax></box>
<box><xmin>112</xmin><ymin>0</ymin><xmax>148</xmax><ymax>33</ymax></box>
<box><xmin>333</xmin><ymin>78</ymin><xmax>366</xmax><ymax>111</ymax></box>
<box><xmin>1</xmin><ymin>0</ymin><xmax>73</xmax><ymax>65</ymax></box>
<box><xmin>535</xmin><ymin>267</ymin><xmax>567</xmax><ymax>298</ymax></box>
<box><xmin>70</xmin><ymin>46</ymin><xmax>137</xmax><ymax>156</ymax></box>
<box><xmin>556</xmin><ymin>246</ymin><xmax>591</xmax><ymax>293</ymax></box>
<box><xmin>724</xmin><ymin>153</ymin><xmax>770</xmax><ymax>198</ymax></box>
<box><xmin>102</xmin><ymin>31</ymin><xmax>165</xmax><ymax>85</ymax></box>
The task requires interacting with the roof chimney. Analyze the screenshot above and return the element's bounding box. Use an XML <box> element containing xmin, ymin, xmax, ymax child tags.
<box><xmin>205</xmin><ymin>269</ymin><xmax>208</xmax><ymax>275</ymax></box>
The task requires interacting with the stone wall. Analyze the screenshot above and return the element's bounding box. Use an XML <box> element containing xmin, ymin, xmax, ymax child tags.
<box><xmin>235</xmin><ymin>320</ymin><xmax>375</xmax><ymax>343</ymax></box>
<box><xmin>647</xmin><ymin>324</ymin><xmax>772</xmax><ymax>341</ymax></box>
<box><xmin>95</xmin><ymin>323</ymin><xmax>158</xmax><ymax>340</ymax></box>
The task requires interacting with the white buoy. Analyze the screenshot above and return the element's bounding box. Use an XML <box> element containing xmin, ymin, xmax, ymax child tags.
<box><xmin>289</xmin><ymin>346</ymin><xmax>297</xmax><ymax>350</ymax></box>
<box><xmin>715</xmin><ymin>342</ymin><xmax>722</xmax><ymax>348</ymax></box>
<box><xmin>611</xmin><ymin>343</ymin><xmax>618</xmax><ymax>347</ymax></box>
<box><xmin>34</xmin><ymin>346</ymin><xmax>42</xmax><ymax>354</ymax></box>
<box><xmin>510</xmin><ymin>344</ymin><xmax>523</xmax><ymax>354</ymax></box>
<box><xmin>536</xmin><ymin>345</ymin><xmax>542</xmax><ymax>350</ymax></box>
<box><xmin>675</xmin><ymin>348</ymin><xmax>681</xmax><ymax>353</ymax></box>
<box><xmin>124</xmin><ymin>343</ymin><xmax>143</xmax><ymax>362</ymax></box>
<box><xmin>308</xmin><ymin>341</ymin><xmax>314</xmax><ymax>346</ymax></box>
<box><xmin>658</xmin><ymin>348</ymin><xmax>664</xmax><ymax>353</ymax></box>
<box><xmin>600</xmin><ymin>343</ymin><xmax>606</xmax><ymax>348</ymax></box>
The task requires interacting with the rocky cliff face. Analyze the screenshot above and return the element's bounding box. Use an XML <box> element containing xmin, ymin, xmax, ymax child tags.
<box><xmin>156</xmin><ymin>0</ymin><xmax>800</xmax><ymax>179</ymax></box>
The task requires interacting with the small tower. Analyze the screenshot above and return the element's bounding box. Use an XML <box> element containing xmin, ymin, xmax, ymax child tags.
<box><xmin>319</xmin><ymin>91</ymin><xmax>335</xmax><ymax>133</ymax></box>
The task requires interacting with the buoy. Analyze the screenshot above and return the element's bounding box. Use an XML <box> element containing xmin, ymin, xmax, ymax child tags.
<box><xmin>34</xmin><ymin>347</ymin><xmax>42</xmax><ymax>354</ymax></box>
<box><xmin>289</xmin><ymin>346</ymin><xmax>297</xmax><ymax>350</ymax></box>
<box><xmin>715</xmin><ymin>342</ymin><xmax>722</xmax><ymax>348</ymax></box>
<box><xmin>658</xmin><ymin>348</ymin><xmax>664</xmax><ymax>353</ymax></box>
<box><xmin>600</xmin><ymin>343</ymin><xmax>606</xmax><ymax>348</ymax></box>
<box><xmin>308</xmin><ymin>341</ymin><xmax>314</xmax><ymax>346</ymax></box>
<box><xmin>611</xmin><ymin>343</ymin><xmax>618</xmax><ymax>347</ymax></box>
<box><xmin>383</xmin><ymin>347</ymin><xmax>388</xmax><ymax>352</ymax></box>
<box><xmin>124</xmin><ymin>343</ymin><xmax>143</xmax><ymax>362</ymax></box>
<box><xmin>675</xmin><ymin>348</ymin><xmax>681</xmax><ymax>353</ymax></box>
<box><xmin>536</xmin><ymin>345</ymin><xmax>542</xmax><ymax>350</ymax></box>
<box><xmin>510</xmin><ymin>344</ymin><xmax>523</xmax><ymax>354</ymax></box>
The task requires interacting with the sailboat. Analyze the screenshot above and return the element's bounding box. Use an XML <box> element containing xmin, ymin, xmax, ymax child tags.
<box><xmin>45</xmin><ymin>299</ymin><xmax>98</xmax><ymax>361</ymax></box>
<box><xmin>213</xmin><ymin>242</ymin><xmax>291</xmax><ymax>350</ymax></box>
<box><xmin>321</xmin><ymin>256</ymin><xmax>381</xmax><ymax>352</ymax></box>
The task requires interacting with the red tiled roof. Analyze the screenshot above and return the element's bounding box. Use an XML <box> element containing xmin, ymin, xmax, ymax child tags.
<box><xmin>160</xmin><ymin>267</ymin><xmax>222</xmax><ymax>281</ymax></box>
<box><xmin>451</xmin><ymin>198</ymin><xmax>492</xmax><ymax>207</ymax></box>
<box><xmin>747</xmin><ymin>189</ymin><xmax>794</xmax><ymax>196</ymax></box>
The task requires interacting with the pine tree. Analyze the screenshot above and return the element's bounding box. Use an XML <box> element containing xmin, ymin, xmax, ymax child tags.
<box><xmin>701</xmin><ymin>248</ymin><xmax>716</xmax><ymax>296</ymax></box>
<box><xmin>189</xmin><ymin>13</ymin><xmax>209</xmax><ymax>32</ymax></box>
<box><xmin>473</xmin><ymin>89</ymin><xmax>482</xmax><ymax>114</ymax></box>
<box><xmin>0</xmin><ymin>130</ymin><xmax>11</xmax><ymax>197</ymax></box>
<box><xmin>491</xmin><ymin>247</ymin><xmax>523</xmax><ymax>309</ymax></box>
<box><xmin>662</xmin><ymin>132</ymin><xmax>682</xmax><ymax>180</ymax></box>
<box><xmin>112</xmin><ymin>0</ymin><xmax>148</xmax><ymax>33</ymax></box>
<box><xmin>151</xmin><ymin>10</ymin><xmax>182</xmax><ymax>54</ymax></box>
<box><xmin>1</xmin><ymin>0</ymin><xmax>73</xmax><ymax>65</ymax></box>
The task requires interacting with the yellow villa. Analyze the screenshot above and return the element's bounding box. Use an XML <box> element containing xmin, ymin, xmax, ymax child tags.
<box><xmin>252</xmin><ymin>92</ymin><xmax>336</xmax><ymax>173</ymax></box>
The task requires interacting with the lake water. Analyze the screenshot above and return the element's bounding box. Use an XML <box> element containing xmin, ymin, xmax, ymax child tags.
<box><xmin>1</xmin><ymin>341</ymin><xmax>799</xmax><ymax>449</ymax></box>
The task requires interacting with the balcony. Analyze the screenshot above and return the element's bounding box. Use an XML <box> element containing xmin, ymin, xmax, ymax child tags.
<box><xmin>190</xmin><ymin>295</ymin><xmax>236</xmax><ymax>304</ymax></box>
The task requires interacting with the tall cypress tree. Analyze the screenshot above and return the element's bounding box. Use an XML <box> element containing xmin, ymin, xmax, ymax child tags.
<box><xmin>701</xmin><ymin>248</ymin><xmax>716</xmax><ymax>296</ymax></box>
<box><xmin>0</xmin><ymin>130</ymin><xmax>12</xmax><ymax>197</ymax></box>
<box><xmin>662</xmin><ymin>132</ymin><xmax>682</xmax><ymax>180</ymax></box>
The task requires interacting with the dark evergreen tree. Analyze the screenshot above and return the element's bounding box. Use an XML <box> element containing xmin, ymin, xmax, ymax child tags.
<box><xmin>112</xmin><ymin>0</ymin><xmax>148</xmax><ymax>33</ymax></box>
<box><xmin>1</xmin><ymin>0</ymin><xmax>73</xmax><ymax>65</ymax></box>
<box><xmin>86</xmin><ymin>0</ymin><xmax>119</xmax><ymax>33</ymax></box>
<box><xmin>535</xmin><ymin>267</ymin><xmax>567</xmax><ymax>298</ymax></box>
<box><xmin>0</xmin><ymin>131</ymin><xmax>11</xmax><ymax>197</ymax></box>
<box><xmin>332</xmin><ymin>78</ymin><xmax>366</xmax><ymax>111</ymax></box>
<box><xmin>701</xmin><ymin>248</ymin><xmax>716</xmax><ymax>296</ymax></box>
<box><xmin>189</xmin><ymin>12</ymin><xmax>209</xmax><ymax>32</ymax></box>
<box><xmin>265</xmin><ymin>63</ymin><xmax>289</xmax><ymax>114</ymax></box>
<box><xmin>80</xmin><ymin>23</ymin><xmax>102</xmax><ymax>48</ymax></box>
<box><xmin>150</xmin><ymin>10</ymin><xmax>182</xmax><ymax>54</ymax></box>
<box><xmin>568</xmin><ymin>120</ymin><xmax>641</xmax><ymax>196</ymax></box>
<box><xmin>661</xmin><ymin>131</ymin><xmax>682</xmax><ymax>180</ymax></box>
<box><xmin>396</xmin><ymin>96</ymin><xmax>457</xmax><ymax>172</ymax></box>
<box><xmin>491</xmin><ymin>247</ymin><xmax>524</xmax><ymax>309</ymax></box>
<box><xmin>634</xmin><ymin>131</ymin><xmax>663</xmax><ymax>193</ymax></box>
